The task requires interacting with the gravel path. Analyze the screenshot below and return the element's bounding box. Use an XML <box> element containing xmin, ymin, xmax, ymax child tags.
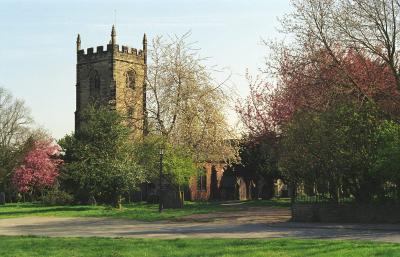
<box><xmin>0</xmin><ymin>207</ymin><xmax>399</xmax><ymax>243</ymax></box>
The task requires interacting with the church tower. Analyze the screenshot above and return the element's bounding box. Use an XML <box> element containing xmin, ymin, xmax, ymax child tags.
<box><xmin>75</xmin><ymin>26</ymin><xmax>147</xmax><ymax>138</ymax></box>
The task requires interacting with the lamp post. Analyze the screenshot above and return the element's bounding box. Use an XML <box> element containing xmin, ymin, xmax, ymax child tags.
<box><xmin>159</xmin><ymin>147</ymin><xmax>164</xmax><ymax>213</ymax></box>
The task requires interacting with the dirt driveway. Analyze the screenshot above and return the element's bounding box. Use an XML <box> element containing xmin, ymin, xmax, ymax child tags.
<box><xmin>0</xmin><ymin>206</ymin><xmax>400</xmax><ymax>243</ymax></box>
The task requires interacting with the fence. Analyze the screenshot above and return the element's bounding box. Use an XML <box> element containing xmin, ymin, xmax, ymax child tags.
<box><xmin>292</xmin><ymin>183</ymin><xmax>400</xmax><ymax>205</ymax></box>
<box><xmin>291</xmin><ymin>184</ymin><xmax>400</xmax><ymax>223</ymax></box>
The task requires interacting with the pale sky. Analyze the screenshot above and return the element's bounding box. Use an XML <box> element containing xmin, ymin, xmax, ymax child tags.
<box><xmin>0</xmin><ymin>0</ymin><xmax>292</xmax><ymax>139</ymax></box>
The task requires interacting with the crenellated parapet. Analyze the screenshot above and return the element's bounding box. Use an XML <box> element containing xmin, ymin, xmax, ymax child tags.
<box><xmin>78</xmin><ymin>45</ymin><xmax>144</xmax><ymax>57</ymax></box>
<box><xmin>77</xmin><ymin>44</ymin><xmax>145</xmax><ymax>64</ymax></box>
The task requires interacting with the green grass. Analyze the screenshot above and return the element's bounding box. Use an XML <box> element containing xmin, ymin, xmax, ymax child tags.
<box><xmin>0</xmin><ymin>236</ymin><xmax>398</xmax><ymax>257</ymax></box>
<box><xmin>0</xmin><ymin>199</ymin><xmax>290</xmax><ymax>221</ymax></box>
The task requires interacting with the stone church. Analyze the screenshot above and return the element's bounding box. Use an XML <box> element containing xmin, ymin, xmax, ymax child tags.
<box><xmin>74</xmin><ymin>25</ymin><xmax>147</xmax><ymax>138</ymax></box>
<box><xmin>73</xmin><ymin>26</ymin><xmax>260</xmax><ymax>203</ymax></box>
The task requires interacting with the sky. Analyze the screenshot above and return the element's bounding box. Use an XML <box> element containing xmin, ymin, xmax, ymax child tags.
<box><xmin>0</xmin><ymin>0</ymin><xmax>292</xmax><ymax>139</ymax></box>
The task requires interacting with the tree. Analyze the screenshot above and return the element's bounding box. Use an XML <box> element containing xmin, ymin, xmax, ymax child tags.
<box><xmin>12</xmin><ymin>140</ymin><xmax>63</xmax><ymax>199</ymax></box>
<box><xmin>236</xmin><ymin>74</ymin><xmax>280</xmax><ymax>137</ymax></box>
<box><xmin>135</xmin><ymin>135</ymin><xmax>196</xmax><ymax>187</ymax></box>
<box><xmin>134</xmin><ymin>135</ymin><xmax>197</xmax><ymax>207</ymax></box>
<box><xmin>146</xmin><ymin>33</ymin><xmax>238</xmax><ymax>163</ymax></box>
<box><xmin>277</xmin><ymin>0</ymin><xmax>400</xmax><ymax>118</ymax></box>
<box><xmin>0</xmin><ymin>88</ymin><xmax>33</xmax><ymax>191</ymax></box>
<box><xmin>373</xmin><ymin>120</ymin><xmax>400</xmax><ymax>200</ymax></box>
<box><xmin>237</xmin><ymin>0</ymin><xmax>400</xmax><ymax>204</ymax></box>
<box><xmin>239</xmin><ymin>133</ymin><xmax>280</xmax><ymax>199</ymax></box>
<box><xmin>280</xmin><ymin>101</ymin><xmax>382</xmax><ymax>203</ymax></box>
<box><xmin>60</xmin><ymin>105</ymin><xmax>145</xmax><ymax>208</ymax></box>
<box><xmin>0</xmin><ymin>87</ymin><xmax>32</xmax><ymax>149</ymax></box>
<box><xmin>238</xmin><ymin>48</ymin><xmax>400</xmax><ymax>140</ymax></box>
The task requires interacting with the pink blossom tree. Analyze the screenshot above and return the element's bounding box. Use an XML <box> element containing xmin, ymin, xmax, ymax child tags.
<box><xmin>237</xmin><ymin>50</ymin><xmax>400</xmax><ymax>141</ymax></box>
<box><xmin>12</xmin><ymin>140</ymin><xmax>63</xmax><ymax>197</ymax></box>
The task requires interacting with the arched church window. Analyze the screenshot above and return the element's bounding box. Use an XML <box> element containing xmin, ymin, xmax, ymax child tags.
<box><xmin>126</xmin><ymin>70</ymin><xmax>136</xmax><ymax>90</ymax></box>
<box><xmin>89</xmin><ymin>70</ymin><xmax>101</xmax><ymax>99</ymax></box>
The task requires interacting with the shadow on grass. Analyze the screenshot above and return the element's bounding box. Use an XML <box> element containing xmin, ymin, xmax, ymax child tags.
<box><xmin>0</xmin><ymin>206</ymin><xmax>95</xmax><ymax>217</ymax></box>
<box><xmin>0</xmin><ymin>199</ymin><xmax>292</xmax><ymax>221</ymax></box>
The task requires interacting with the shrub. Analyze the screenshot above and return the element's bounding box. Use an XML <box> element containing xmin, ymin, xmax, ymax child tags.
<box><xmin>42</xmin><ymin>190</ymin><xmax>74</xmax><ymax>205</ymax></box>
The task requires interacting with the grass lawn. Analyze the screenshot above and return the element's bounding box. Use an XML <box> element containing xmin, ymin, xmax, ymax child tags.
<box><xmin>0</xmin><ymin>199</ymin><xmax>290</xmax><ymax>221</ymax></box>
<box><xmin>0</xmin><ymin>236</ymin><xmax>398</xmax><ymax>257</ymax></box>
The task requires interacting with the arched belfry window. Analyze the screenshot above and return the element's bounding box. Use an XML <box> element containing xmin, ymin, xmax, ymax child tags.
<box><xmin>126</xmin><ymin>70</ymin><xmax>136</xmax><ymax>90</ymax></box>
<box><xmin>89</xmin><ymin>70</ymin><xmax>101</xmax><ymax>99</ymax></box>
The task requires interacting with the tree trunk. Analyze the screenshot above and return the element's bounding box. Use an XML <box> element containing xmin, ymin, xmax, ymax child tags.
<box><xmin>114</xmin><ymin>195</ymin><xmax>122</xmax><ymax>209</ymax></box>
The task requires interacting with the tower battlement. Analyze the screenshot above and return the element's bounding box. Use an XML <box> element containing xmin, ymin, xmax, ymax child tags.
<box><xmin>77</xmin><ymin>44</ymin><xmax>144</xmax><ymax>58</ymax></box>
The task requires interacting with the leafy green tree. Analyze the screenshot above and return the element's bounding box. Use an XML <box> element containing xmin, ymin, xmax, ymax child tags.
<box><xmin>59</xmin><ymin>105</ymin><xmax>145</xmax><ymax>208</ymax></box>
<box><xmin>280</xmin><ymin>101</ymin><xmax>382</xmax><ymax>203</ymax></box>
<box><xmin>374</xmin><ymin>120</ymin><xmax>400</xmax><ymax>200</ymax></box>
<box><xmin>134</xmin><ymin>135</ymin><xmax>196</xmax><ymax>207</ymax></box>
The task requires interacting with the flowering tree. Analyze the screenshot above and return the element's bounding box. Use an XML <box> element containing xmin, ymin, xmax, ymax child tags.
<box><xmin>236</xmin><ymin>74</ymin><xmax>277</xmax><ymax>137</ymax></box>
<box><xmin>236</xmin><ymin>49</ymin><xmax>399</xmax><ymax>201</ymax></box>
<box><xmin>238</xmin><ymin>50</ymin><xmax>400</xmax><ymax>140</ymax></box>
<box><xmin>147</xmin><ymin>33</ymin><xmax>237</xmax><ymax>163</ymax></box>
<box><xmin>12</xmin><ymin>140</ymin><xmax>63</xmax><ymax>196</ymax></box>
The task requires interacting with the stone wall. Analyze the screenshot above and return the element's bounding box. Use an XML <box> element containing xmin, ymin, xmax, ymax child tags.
<box><xmin>292</xmin><ymin>203</ymin><xmax>400</xmax><ymax>223</ymax></box>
